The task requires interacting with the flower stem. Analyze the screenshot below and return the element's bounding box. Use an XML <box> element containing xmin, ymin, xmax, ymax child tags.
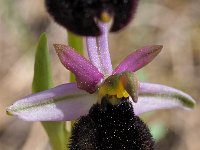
<box><xmin>42</xmin><ymin>122</ymin><xmax>68</xmax><ymax>150</ymax></box>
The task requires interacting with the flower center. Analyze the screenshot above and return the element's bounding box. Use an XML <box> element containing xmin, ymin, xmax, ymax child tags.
<box><xmin>98</xmin><ymin>72</ymin><xmax>139</xmax><ymax>104</ymax></box>
<box><xmin>98</xmin><ymin>77</ymin><xmax>129</xmax><ymax>99</ymax></box>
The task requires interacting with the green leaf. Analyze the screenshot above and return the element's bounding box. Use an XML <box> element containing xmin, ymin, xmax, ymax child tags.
<box><xmin>42</xmin><ymin>122</ymin><xmax>69</xmax><ymax>150</ymax></box>
<box><xmin>149</xmin><ymin>122</ymin><xmax>167</xmax><ymax>141</ymax></box>
<box><xmin>32</xmin><ymin>33</ymin><xmax>53</xmax><ymax>92</ymax></box>
<box><xmin>32</xmin><ymin>33</ymin><xmax>67</xmax><ymax>150</ymax></box>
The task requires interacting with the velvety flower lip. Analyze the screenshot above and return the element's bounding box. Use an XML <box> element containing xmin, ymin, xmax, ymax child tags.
<box><xmin>45</xmin><ymin>0</ymin><xmax>139</xmax><ymax>36</ymax></box>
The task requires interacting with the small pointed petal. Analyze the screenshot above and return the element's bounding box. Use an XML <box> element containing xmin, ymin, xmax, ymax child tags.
<box><xmin>113</xmin><ymin>45</ymin><xmax>163</xmax><ymax>74</ymax></box>
<box><xmin>7</xmin><ymin>83</ymin><xmax>98</xmax><ymax>121</ymax></box>
<box><xmin>54</xmin><ymin>44</ymin><xmax>103</xmax><ymax>93</ymax></box>
<box><xmin>132</xmin><ymin>83</ymin><xmax>196</xmax><ymax>115</ymax></box>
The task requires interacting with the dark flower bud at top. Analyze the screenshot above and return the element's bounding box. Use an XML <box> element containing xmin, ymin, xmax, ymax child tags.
<box><xmin>45</xmin><ymin>0</ymin><xmax>139</xmax><ymax>36</ymax></box>
<box><xmin>69</xmin><ymin>97</ymin><xmax>154</xmax><ymax>150</ymax></box>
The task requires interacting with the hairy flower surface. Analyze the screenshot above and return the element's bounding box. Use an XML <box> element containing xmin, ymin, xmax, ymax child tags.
<box><xmin>45</xmin><ymin>0</ymin><xmax>138</xmax><ymax>36</ymax></box>
<box><xmin>6</xmin><ymin>23</ymin><xmax>195</xmax><ymax>122</ymax></box>
<box><xmin>69</xmin><ymin>99</ymin><xmax>155</xmax><ymax>150</ymax></box>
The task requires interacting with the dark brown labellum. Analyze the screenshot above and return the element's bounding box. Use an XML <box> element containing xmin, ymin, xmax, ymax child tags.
<box><xmin>45</xmin><ymin>0</ymin><xmax>139</xmax><ymax>36</ymax></box>
<box><xmin>69</xmin><ymin>98</ymin><xmax>155</xmax><ymax>150</ymax></box>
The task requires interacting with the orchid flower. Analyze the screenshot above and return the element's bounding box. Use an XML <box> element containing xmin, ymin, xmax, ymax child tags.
<box><xmin>6</xmin><ymin>23</ymin><xmax>195</xmax><ymax>122</ymax></box>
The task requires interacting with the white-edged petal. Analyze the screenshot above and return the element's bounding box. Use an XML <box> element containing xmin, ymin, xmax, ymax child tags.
<box><xmin>7</xmin><ymin>83</ymin><xmax>97</xmax><ymax>121</ymax></box>
<box><xmin>132</xmin><ymin>82</ymin><xmax>196</xmax><ymax>115</ymax></box>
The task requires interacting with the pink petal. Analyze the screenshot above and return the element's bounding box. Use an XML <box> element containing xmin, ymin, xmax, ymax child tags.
<box><xmin>7</xmin><ymin>83</ymin><xmax>98</xmax><ymax>121</ymax></box>
<box><xmin>113</xmin><ymin>45</ymin><xmax>163</xmax><ymax>74</ymax></box>
<box><xmin>54</xmin><ymin>44</ymin><xmax>103</xmax><ymax>93</ymax></box>
<box><xmin>132</xmin><ymin>82</ymin><xmax>196</xmax><ymax>115</ymax></box>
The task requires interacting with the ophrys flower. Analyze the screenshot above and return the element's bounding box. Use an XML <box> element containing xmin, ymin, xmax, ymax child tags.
<box><xmin>6</xmin><ymin>23</ymin><xmax>195</xmax><ymax>121</ymax></box>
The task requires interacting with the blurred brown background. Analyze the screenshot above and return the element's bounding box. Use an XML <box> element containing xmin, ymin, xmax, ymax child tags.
<box><xmin>0</xmin><ymin>0</ymin><xmax>199</xmax><ymax>149</ymax></box>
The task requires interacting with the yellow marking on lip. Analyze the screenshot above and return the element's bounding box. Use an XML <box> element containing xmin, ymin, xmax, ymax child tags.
<box><xmin>98</xmin><ymin>76</ymin><xmax>129</xmax><ymax>99</ymax></box>
<box><xmin>98</xmin><ymin>72</ymin><xmax>139</xmax><ymax>104</ymax></box>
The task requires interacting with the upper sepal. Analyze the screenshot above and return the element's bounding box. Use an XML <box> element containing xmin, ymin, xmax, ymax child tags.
<box><xmin>45</xmin><ymin>0</ymin><xmax>139</xmax><ymax>36</ymax></box>
<box><xmin>133</xmin><ymin>82</ymin><xmax>196</xmax><ymax>115</ymax></box>
<box><xmin>54</xmin><ymin>44</ymin><xmax>103</xmax><ymax>93</ymax></box>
